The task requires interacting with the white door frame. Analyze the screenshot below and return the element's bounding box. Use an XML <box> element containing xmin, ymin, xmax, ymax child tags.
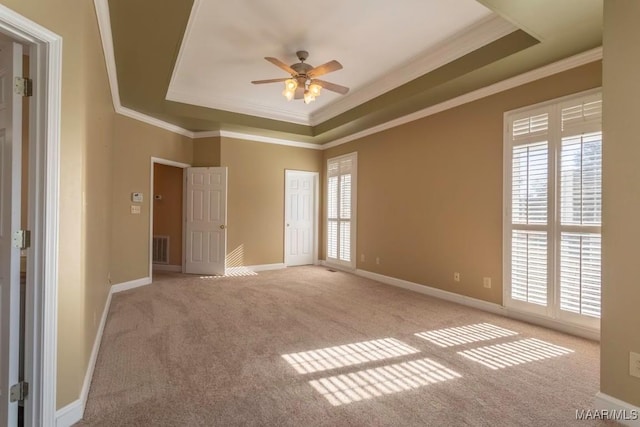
<box><xmin>0</xmin><ymin>5</ymin><xmax>62</xmax><ymax>426</ymax></box>
<box><xmin>284</xmin><ymin>170</ymin><xmax>319</xmax><ymax>266</ymax></box>
<box><xmin>149</xmin><ymin>157</ymin><xmax>190</xmax><ymax>278</ymax></box>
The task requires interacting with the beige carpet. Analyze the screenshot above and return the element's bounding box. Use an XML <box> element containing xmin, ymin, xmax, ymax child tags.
<box><xmin>78</xmin><ymin>266</ymin><xmax>611</xmax><ymax>426</ymax></box>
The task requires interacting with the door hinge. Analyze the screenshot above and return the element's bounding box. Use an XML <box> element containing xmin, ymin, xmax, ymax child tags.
<box><xmin>14</xmin><ymin>77</ymin><xmax>33</xmax><ymax>97</ymax></box>
<box><xmin>10</xmin><ymin>381</ymin><xmax>28</xmax><ymax>402</ymax></box>
<box><xmin>13</xmin><ymin>229</ymin><xmax>31</xmax><ymax>250</ymax></box>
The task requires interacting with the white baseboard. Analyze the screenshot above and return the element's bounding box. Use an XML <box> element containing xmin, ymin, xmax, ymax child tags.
<box><xmin>55</xmin><ymin>399</ymin><xmax>83</xmax><ymax>427</ymax></box>
<box><xmin>55</xmin><ymin>288</ymin><xmax>114</xmax><ymax>426</ymax></box>
<box><xmin>594</xmin><ymin>392</ymin><xmax>640</xmax><ymax>426</ymax></box>
<box><xmin>152</xmin><ymin>264</ymin><xmax>182</xmax><ymax>272</ymax></box>
<box><xmin>355</xmin><ymin>268</ymin><xmax>599</xmax><ymax>341</ymax></box>
<box><xmin>111</xmin><ymin>276</ymin><xmax>152</xmax><ymax>293</ymax></box>
<box><xmin>249</xmin><ymin>263</ymin><xmax>286</xmax><ymax>272</ymax></box>
<box><xmin>356</xmin><ymin>269</ymin><xmax>502</xmax><ymax>314</ymax></box>
<box><xmin>504</xmin><ymin>307</ymin><xmax>599</xmax><ymax>341</ymax></box>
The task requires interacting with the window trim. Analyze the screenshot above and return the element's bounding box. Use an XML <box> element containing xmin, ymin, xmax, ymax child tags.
<box><xmin>502</xmin><ymin>88</ymin><xmax>602</xmax><ymax>331</ymax></box>
<box><xmin>326</xmin><ymin>152</ymin><xmax>357</xmax><ymax>270</ymax></box>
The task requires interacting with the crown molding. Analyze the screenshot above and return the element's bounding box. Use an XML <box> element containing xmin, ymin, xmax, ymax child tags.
<box><xmin>165</xmin><ymin>88</ymin><xmax>311</xmax><ymax>126</ymax></box>
<box><xmin>322</xmin><ymin>47</ymin><xmax>603</xmax><ymax>150</ymax></box>
<box><xmin>94</xmin><ymin>0</ymin><xmax>121</xmax><ymax>111</ymax></box>
<box><xmin>309</xmin><ymin>13</ymin><xmax>517</xmax><ymax>126</ymax></box>
<box><xmin>117</xmin><ymin>106</ymin><xmax>196</xmax><ymax>137</ymax></box>
<box><xmin>95</xmin><ymin>0</ymin><xmax>601</xmax><ymax>152</ymax></box>
<box><xmin>194</xmin><ymin>130</ymin><xmax>323</xmax><ymax>150</ymax></box>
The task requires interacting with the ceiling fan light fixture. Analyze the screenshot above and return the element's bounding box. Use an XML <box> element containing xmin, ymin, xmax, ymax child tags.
<box><xmin>303</xmin><ymin>90</ymin><xmax>316</xmax><ymax>104</ymax></box>
<box><xmin>284</xmin><ymin>78</ymin><xmax>298</xmax><ymax>91</ymax></box>
<box><xmin>308</xmin><ymin>83</ymin><xmax>322</xmax><ymax>97</ymax></box>
<box><xmin>282</xmin><ymin>88</ymin><xmax>295</xmax><ymax>101</ymax></box>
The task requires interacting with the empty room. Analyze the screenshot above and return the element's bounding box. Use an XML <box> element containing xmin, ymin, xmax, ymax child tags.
<box><xmin>0</xmin><ymin>1</ymin><xmax>638</xmax><ymax>426</ymax></box>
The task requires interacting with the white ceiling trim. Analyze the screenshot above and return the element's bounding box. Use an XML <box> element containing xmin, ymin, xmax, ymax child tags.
<box><xmin>166</xmin><ymin>8</ymin><xmax>515</xmax><ymax>127</ymax></box>
<box><xmin>166</xmin><ymin>88</ymin><xmax>311</xmax><ymax>125</ymax></box>
<box><xmin>219</xmin><ymin>131</ymin><xmax>323</xmax><ymax>150</ymax></box>
<box><xmin>322</xmin><ymin>47</ymin><xmax>603</xmax><ymax>149</ymax></box>
<box><xmin>94</xmin><ymin>0</ymin><xmax>197</xmax><ymax>138</ymax></box>
<box><xmin>94</xmin><ymin>0</ymin><xmax>121</xmax><ymax>112</ymax></box>
<box><xmin>94</xmin><ymin>1</ymin><xmax>601</xmax><ymax>152</ymax></box>
<box><xmin>165</xmin><ymin>0</ymin><xmax>309</xmax><ymax>126</ymax></box>
<box><xmin>309</xmin><ymin>13</ymin><xmax>517</xmax><ymax>126</ymax></box>
<box><xmin>191</xmin><ymin>129</ymin><xmax>322</xmax><ymax>150</ymax></box>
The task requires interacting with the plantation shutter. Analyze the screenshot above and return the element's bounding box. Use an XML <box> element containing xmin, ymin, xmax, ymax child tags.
<box><xmin>505</xmin><ymin>90</ymin><xmax>602</xmax><ymax>328</ymax></box>
<box><xmin>508</xmin><ymin>109</ymin><xmax>550</xmax><ymax>307</ymax></box>
<box><xmin>327</xmin><ymin>153</ymin><xmax>357</xmax><ymax>267</ymax></box>
<box><xmin>558</xmin><ymin>96</ymin><xmax>602</xmax><ymax>318</ymax></box>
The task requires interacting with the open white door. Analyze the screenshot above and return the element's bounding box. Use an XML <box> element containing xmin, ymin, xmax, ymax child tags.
<box><xmin>284</xmin><ymin>170</ymin><xmax>317</xmax><ymax>266</ymax></box>
<box><xmin>0</xmin><ymin>41</ymin><xmax>23</xmax><ymax>427</ymax></box>
<box><xmin>184</xmin><ymin>167</ymin><xmax>227</xmax><ymax>275</ymax></box>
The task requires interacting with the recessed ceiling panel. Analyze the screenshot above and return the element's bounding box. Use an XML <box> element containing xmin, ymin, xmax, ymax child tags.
<box><xmin>166</xmin><ymin>0</ymin><xmax>515</xmax><ymax>125</ymax></box>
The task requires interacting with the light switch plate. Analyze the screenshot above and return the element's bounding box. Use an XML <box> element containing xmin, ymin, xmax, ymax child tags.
<box><xmin>131</xmin><ymin>192</ymin><xmax>143</xmax><ymax>203</ymax></box>
<box><xmin>130</xmin><ymin>205</ymin><xmax>141</xmax><ymax>214</ymax></box>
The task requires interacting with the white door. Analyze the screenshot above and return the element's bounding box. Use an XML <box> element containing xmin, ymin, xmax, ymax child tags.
<box><xmin>0</xmin><ymin>41</ymin><xmax>23</xmax><ymax>427</ymax></box>
<box><xmin>285</xmin><ymin>170</ymin><xmax>317</xmax><ymax>266</ymax></box>
<box><xmin>184</xmin><ymin>167</ymin><xmax>227</xmax><ymax>275</ymax></box>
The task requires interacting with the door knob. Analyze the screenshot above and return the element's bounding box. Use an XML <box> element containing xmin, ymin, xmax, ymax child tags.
<box><xmin>286</xmin><ymin>223</ymin><xmax>290</xmax><ymax>227</ymax></box>
<box><xmin>219</xmin><ymin>225</ymin><xmax>226</xmax><ymax>229</ymax></box>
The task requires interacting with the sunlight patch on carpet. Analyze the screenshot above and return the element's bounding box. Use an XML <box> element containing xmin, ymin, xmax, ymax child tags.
<box><xmin>415</xmin><ymin>323</ymin><xmax>518</xmax><ymax>348</ymax></box>
<box><xmin>309</xmin><ymin>358</ymin><xmax>461</xmax><ymax>406</ymax></box>
<box><xmin>282</xmin><ymin>338</ymin><xmax>419</xmax><ymax>374</ymax></box>
<box><xmin>457</xmin><ymin>338</ymin><xmax>574</xmax><ymax>369</ymax></box>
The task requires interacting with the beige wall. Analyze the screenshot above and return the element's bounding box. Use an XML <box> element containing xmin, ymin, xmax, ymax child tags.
<box><xmin>0</xmin><ymin>0</ymin><xmax>116</xmax><ymax>408</ymax></box>
<box><xmin>153</xmin><ymin>163</ymin><xmax>183</xmax><ymax>266</ymax></box>
<box><xmin>324</xmin><ymin>61</ymin><xmax>601</xmax><ymax>305</ymax></box>
<box><xmin>601</xmin><ymin>0</ymin><xmax>640</xmax><ymax>408</ymax></box>
<box><xmin>221</xmin><ymin>138</ymin><xmax>322</xmax><ymax>266</ymax></box>
<box><xmin>111</xmin><ymin>115</ymin><xmax>192</xmax><ymax>284</ymax></box>
<box><xmin>193</xmin><ymin>136</ymin><xmax>221</xmax><ymax>166</ymax></box>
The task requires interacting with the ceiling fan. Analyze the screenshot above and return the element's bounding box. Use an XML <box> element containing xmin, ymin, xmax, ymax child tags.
<box><xmin>251</xmin><ymin>50</ymin><xmax>349</xmax><ymax>104</ymax></box>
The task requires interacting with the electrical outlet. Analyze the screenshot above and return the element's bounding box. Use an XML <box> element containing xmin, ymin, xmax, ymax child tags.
<box><xmin>483</xmin><ymin>277</ymin><xmax>492</xmax><ymax>288</ymax></box>
<box><xmin>454</xmin><ymin>272</ymin><xmax>460</xmax><ymax>282</ymax></box>
<box><xmin>130</xmin><ymin>205</ymin><xmax>141</xmax><ymax>214</ymax></box>
<box><xmin>376</xmin><ymin>257</ymin><xmax>380</xmax><ymax>265</ymax></box>
<box><xmin>630</xmin><ymin>351</ymin><xmax>640</xmax><ymax>378</ymax></box>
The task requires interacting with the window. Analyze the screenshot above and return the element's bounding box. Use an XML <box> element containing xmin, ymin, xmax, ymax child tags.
<box><xmin>504</xmin><ymin>90</ymin><xmax>602</xmax><ymax>330</ymax></box>
<box><xmin>327</xmin><ymin>153</ymin><xmax>357</xmax><ymax>268</ymax></box>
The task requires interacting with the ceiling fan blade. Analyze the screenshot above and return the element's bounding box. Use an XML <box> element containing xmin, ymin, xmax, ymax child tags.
<box><xmin>265</xmin><ymin>57</ymin><xmax>296</xmax><ymax>75</ymax></box>
<box><xmin>251</xmin><ymin>78</ymin><xmax>289</xmax><ymax>84</ymax></box>
<box><xmin>313</xmin><ymin>79</ymin><xmax>350</xmax><ymax>95</ymax></box>
<box><xmin>294</xmin><ymin>85</ymin><xmax>304</xmax><ymax>99</ymax></box>
<box><xmin>307</xmin><ymin>60</ymin><xmax>343</xmax><ymax>78</ymax></box>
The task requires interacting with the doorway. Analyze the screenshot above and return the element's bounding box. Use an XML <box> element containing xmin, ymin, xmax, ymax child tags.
<box><xmin>0</xmin><ymin>5</ymin><xmax>62</xmax><ymax>426</ymax></box>
<box><xmin>284</xmin><ymin>170</ymin><xmax>319</xmax><ymax>266</ymax></box>
<box><xmin>149</xmin><ymin>158</ymin><xmax>190</xmax><ymax>278</ymax></box>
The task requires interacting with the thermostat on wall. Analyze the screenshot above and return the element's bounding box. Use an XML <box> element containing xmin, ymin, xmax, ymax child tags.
<box><xmin>131</xmin><ymin>192</ymin><xmax>143</xmax><ymax>203</ymax></box>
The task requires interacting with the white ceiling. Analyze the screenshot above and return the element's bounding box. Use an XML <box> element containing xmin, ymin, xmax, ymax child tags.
<box><xmin>166</xmin><ymin>0</ymin><xmax>516</xmax><ymax>126</ymax></box>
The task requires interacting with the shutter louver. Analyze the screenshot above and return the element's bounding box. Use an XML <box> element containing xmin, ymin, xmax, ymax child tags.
<box><xmin>561</xmin><ymin>97</ymin><xmax>602</xmax><ymax>134</ymax></box>
<box><xmin>512</xmin><ymin>142</ymin><xmax>548</xmax><ymax>225</ymax></box>
<box><xmin>326</xmin><ymin>153</ymin><xmax>356</xmax><ymax>266</ymax></box>
<box><xmin>511</xmin><ymin>230</ymin><xmax>547</xmax><ymax>306</ymax></box>
<box><xmin>560</xmin><ymin>133</ymin><xmax>602</xmax><ymax>226</ymax></box>
<box><xmin>327</xmin><ymin>221</ymin><xmax>337</xmax><ymax>259</ymax></box>
<box><xmin>512</xmin><ymin>113</ymin><xmax>549</xmax><ymax>141</ymax></box>
<box><xmin>560</xmin><ymin>232</ymin><xmax>601</xmax><ymax>318</ymax></box>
